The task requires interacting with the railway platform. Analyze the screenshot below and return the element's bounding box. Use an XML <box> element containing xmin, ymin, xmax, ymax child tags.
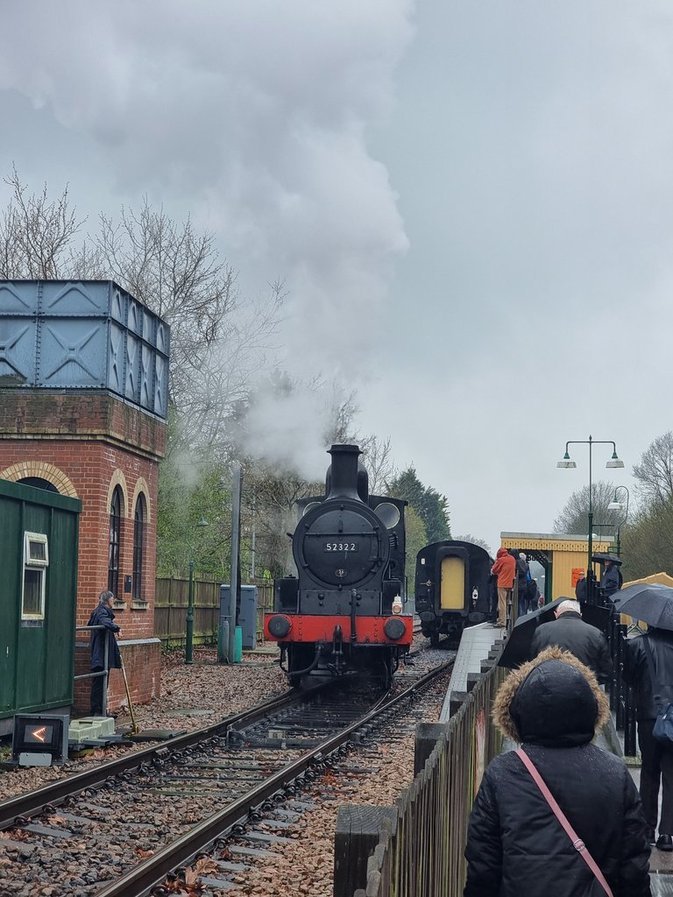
<box><xmin>440</xmin><ymin>625</ymin><xmax>673</xmax><ymax>894</ymax></box>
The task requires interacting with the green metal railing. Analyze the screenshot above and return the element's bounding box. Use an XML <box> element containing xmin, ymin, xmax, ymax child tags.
<box><xmin>352</xmin><ymin>654</ymin><xmax>505</xmax><ymax>897</ymax></box>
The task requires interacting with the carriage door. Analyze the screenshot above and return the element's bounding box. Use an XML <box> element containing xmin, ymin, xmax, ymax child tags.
<box><xmin>440</xmin><ymin>556</ymin><xmax>465</xmax><ymax>609</ymax></box>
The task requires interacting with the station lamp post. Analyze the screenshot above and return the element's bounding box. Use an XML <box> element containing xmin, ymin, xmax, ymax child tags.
<box><xmin>557</xmin><ymin>436</ymin><xmax>624</xmax><ymax>576</ymax></box>
<box><xmin>608</xmin><ymin>486</ymin><xmax>630</xmax><ymax>558</ymax></box>
<box><xmin>185</xmin><ymin>516</ymin><xmax>209</xmax><ymax>665</ymax></box>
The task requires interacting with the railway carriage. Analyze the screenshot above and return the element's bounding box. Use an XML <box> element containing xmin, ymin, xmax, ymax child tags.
<box><xmin>415</xmin><ymin>539</ymin><xmax>494</xmax><ymax>646</ymax></box>
<box><xmin>264</xmin><ymin>444</ymin><xmax>413</xmax><ymax>686</ymax></box>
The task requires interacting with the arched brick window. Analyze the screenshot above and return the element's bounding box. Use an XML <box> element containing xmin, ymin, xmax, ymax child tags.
<box><xmin>133</xmin><ymin>493</ymin><xmax>146</xmax><ymax>601</ymax></box>
<box><xmin>108</xmin><ymin>486</ymin><xmax>123</xmax><ymax>600</ymax></box>
<box><xmin>18</xmin><ymin>476</ymin><xmax>59</xmax><ymax>493</ymax></box>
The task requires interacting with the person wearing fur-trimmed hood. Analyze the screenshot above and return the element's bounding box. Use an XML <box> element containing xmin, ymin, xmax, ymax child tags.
<box><xmin>463</xmin><ymin>647</ymin><xmax>651</xmax><ymax>897</ymax></box>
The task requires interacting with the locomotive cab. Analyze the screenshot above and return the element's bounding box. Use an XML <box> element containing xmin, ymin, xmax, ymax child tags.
<box><xmin>265</xmin><ymin>444</ymin><xmax>412</xmax><ymax>686</ymax></box>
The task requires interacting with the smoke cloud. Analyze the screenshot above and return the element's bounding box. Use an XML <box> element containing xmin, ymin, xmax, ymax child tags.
<box><xmin>0</xmin><ymin>1</ymin><xmax>412</xmax><ymax>468</ymax></box>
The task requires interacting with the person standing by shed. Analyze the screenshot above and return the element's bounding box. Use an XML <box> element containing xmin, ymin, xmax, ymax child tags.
<box><xmin>491</xmin><ymin>548</ymin><xmax>516</xmax><ymax>628</ymax></box>
<box><xmin>88</xmin><ymin>590</ymin><xmax>122</xmax><ymax>716</ymax></box>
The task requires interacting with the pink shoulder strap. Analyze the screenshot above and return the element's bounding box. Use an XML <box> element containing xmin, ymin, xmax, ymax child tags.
<box><xmin>516</xmin><ymin>748</ymin><xmax>614</xmax><ymax>897</ymax></box>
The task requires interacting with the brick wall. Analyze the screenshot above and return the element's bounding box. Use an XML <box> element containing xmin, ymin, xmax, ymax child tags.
<box><xmin>0</xmin><ymin>389</ymin><xmax>166</xmax><ymax>457</ymax></box>
<box><xmin>0</xmin><ymin>389</ymin><xmax>166</xmax><ymax>706</ymax></box>
<box><xmin>73</xmin><ymin>639</ymin><xmax>161</xmax><ymax>714</ymax></box>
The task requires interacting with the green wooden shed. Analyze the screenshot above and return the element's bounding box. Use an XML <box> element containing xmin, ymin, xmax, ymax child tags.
<box><xmin>0</xmin><ymin>479</ymin><xmax>80</xmax><ymax>734</ymax></box>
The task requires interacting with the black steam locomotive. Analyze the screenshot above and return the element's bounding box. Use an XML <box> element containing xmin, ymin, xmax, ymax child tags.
<box><xmin>264</xmin><ymin>444</ymin><xmax>413</xmax><ymax>686</ymax></box>
<box><xmin>415</xmin><ymin>539</ymin><xmax>494</xmax><ymax>646</ymax></box>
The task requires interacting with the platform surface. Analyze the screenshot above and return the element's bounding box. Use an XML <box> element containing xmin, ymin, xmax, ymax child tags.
<box><xmin>439</xmin><ymin>622</ymin><xmax>503</xmax><ymax>722</ymax></box>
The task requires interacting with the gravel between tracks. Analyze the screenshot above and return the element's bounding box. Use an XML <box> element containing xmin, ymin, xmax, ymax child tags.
<box><xmin>0</xmin><ymin>646</ymin><xmax>287</xmax><ymax>803</ymax></box>
<box><xmin>219</xmin><ymin>638</ymin><xmax>451</xmax><ymax>897</ymax></box>
<box><xmin>0</xmin><ymin>634</ymin><xmax>450</xmax><ymax>897</ymax></box>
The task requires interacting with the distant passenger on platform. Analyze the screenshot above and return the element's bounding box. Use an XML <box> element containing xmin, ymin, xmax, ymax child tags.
<box><xmin>491</xmin><ymin>548</ymin><xmax>516</xmax><ymax>628</ymax></box>
<box><xmin>516</xmin><ymin>553</ymin><xmax>531</xmax><ymax>618</ymax></box>
<box><xmin>530</xmin><ymin>599</ymin><xmax>612</xmax><ymax>684</ymax></box>
<box><xmin>601</xmin><ymin>558</ymin><xmax>623</xmax><ymax>599</ymax></box>
<box><xmin>88</xmin><ymin>590</ymin><xmax>122</xmax><ymax>716</ymax></box>
<box><xmin>526</xmin><ymin>578</ymin><xmax>540</xmax><ymax>613</ymax></box>
<box><xmin>488</xmin><ymin>572</ymin><xmax>498</xmax><ymax>623</ymax></box>
<box><xmin>575</xmin><ymin>570</ymin><xmax>587</xmax><ymax>603</ymax></box>
<box><xmin>463</xmin><ymin>647</ymin><xmax>651</xmax><ymax>897</ymax></box>
<box><xmin>623</xmin><ymin>626</ymin><xmax>673</xmax><ymax>851</ymax></box>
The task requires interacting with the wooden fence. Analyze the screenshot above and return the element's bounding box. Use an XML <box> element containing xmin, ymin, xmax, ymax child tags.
<box><xmin>344</xmin><ymin>650</ymin><xmax>505</xmax><ymax>897</ymax></box>
<box><xmin>154</xmin><ymin>578</ymin><xmax>275</xmax><ymax>648</ymax></box>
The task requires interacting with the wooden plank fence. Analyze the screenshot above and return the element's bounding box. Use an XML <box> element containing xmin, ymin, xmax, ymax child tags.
<box><xmin>336</xmin><ymin>646</ymin><xmax>505</xmax><ymax>897</ymax></box>
<box><xmin>154</xmin><ymin>578</ymin><xmax>275</xmax><ymax>648</ymax></box>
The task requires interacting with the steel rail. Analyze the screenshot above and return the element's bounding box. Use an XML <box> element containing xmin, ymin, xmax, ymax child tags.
<box><xmin>0</xmin><ymin>686</ymin><xmax>307</xmax><ymax>830</ymax></box>
<box><xmin>96</xmin><ymin>660</ymin><xmax>453</xmax><ymax>897</ymax></box>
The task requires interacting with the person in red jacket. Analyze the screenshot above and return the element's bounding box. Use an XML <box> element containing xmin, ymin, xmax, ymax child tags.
<box><xmin>491</xmin><ymin>547</ymin><xmax>516</xmax><ymax>627</ymax></box>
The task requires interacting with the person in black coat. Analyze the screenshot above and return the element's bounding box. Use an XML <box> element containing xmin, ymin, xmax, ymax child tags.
<box><xmin>516</xmin><ymin>553</ymin><xmax>530</xmax><ymax>618</ymax></box>
<box><xmin>464</xmin><ymin>647</ymin><xmax>651</xmax><ymax>897</ymax></box>
<box><xmin>530</xmin><ymin>598</ymin><xmax>612</xmax><ymax>684</ymax></box>
<box><xmin>623</xmin><ymin>627</ymin><xmax>673</xmax><ymax>850</ymax></box>
<box><xmin>87</xmin><ymin>590</ymin><xmax>122</xmax><ymax>716</ymax></box>
<box><xmin>600</xmin><ymin>559</ymin><xmax>622</xmax><ymax>598</ymax></box>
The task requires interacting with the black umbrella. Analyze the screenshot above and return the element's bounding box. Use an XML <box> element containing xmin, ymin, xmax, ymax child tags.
<box><xmin>611</xmin><ymin>583</ymin><xmax>673</xmax><ymax>631</ymax></box>
<box><xmin>498</xmin><ymin>597</ymin><xmax>578</xmax><ymax>669</ymax></box>
<box><xmin>591</xmin><ymin>553</ymin><xmax>623</xmax><ymax>565</ymax></box>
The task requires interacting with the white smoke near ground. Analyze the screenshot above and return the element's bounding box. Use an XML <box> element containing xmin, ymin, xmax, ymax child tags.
<box><xmin>0</xmin><ymin>0</ymin><xmax>413</xmax><ymax>471</ymax></box>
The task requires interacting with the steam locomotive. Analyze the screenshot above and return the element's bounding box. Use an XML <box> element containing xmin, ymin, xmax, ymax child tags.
<box><xmin>415</xmin><ymin>540</ymin><xmax>494</xmax><ymax>646</ymax></box>
<box><xmin>264</xmin><ymin>444</ymin><xmax>413</xmax><ymax>686</ymax></box>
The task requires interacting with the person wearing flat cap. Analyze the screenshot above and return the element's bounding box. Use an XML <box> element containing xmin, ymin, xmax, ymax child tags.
<box><xmin>530</xmin><ymin>598</ymin><xmax>612</xmax><ymax>685</ymax></box>
<box><xmin>464</xmin><ymin>647</ymin><xmax>651</xmax><ymax>897</ymax></box>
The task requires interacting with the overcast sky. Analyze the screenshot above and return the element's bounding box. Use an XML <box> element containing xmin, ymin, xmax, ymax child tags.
<box><xmin>1</xmin><ymin>1</ymin><xmax>671</xmax><ymax>552</ymax></box>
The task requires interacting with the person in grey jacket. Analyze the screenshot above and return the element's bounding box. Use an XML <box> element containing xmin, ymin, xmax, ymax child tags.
<box><xmin>530</xmin><ymin>599</ymin><xmax>612</xmax><ymax>684</ymax></box>
<box><xmin>623</xmin><ymin>627</ymin><xmax>673</xmax><ymax>850</ymax></box>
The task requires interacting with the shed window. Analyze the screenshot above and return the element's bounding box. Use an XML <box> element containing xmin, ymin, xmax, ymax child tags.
<box><xmin>108</xmin><ymin>486</ymin><xmax>123</xmax><ymax>600</ymax></box>
<box><xmin>133</xmin><ymin>494</ymin><xmax>146</xmax><ymax>600</ymax></box>
<box><xmin>22</xmin><ymin>532</ymin><xmax>49</xmax><ymax>621</ymax></box>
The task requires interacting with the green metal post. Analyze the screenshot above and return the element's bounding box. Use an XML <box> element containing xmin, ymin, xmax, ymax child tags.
<box><xmin>587</xmin><ymin>436</ymin><xmax>593</xmax><ymax>577</ymax></box>
<box><xmin>185</xmin><ymin>559</ymin><xmax>195</xmax><ymax>665</ymax></box>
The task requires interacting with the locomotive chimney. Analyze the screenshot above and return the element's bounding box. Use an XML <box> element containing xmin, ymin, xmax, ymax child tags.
<box><xmin>326</xmin><ymin>444</ymin><xmax>362</xmax><ymax>501</ymax></box>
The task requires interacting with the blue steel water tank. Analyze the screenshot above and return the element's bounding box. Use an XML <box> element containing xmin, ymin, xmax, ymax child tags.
<box><xmin>0</xmin><ymin>280</ymin><xmax>169</xmax><ymax>418</ymax></box>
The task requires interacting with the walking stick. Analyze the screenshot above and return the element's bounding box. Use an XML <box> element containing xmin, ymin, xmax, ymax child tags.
<box><xmin>119</xmin><ymin>652</ymin><xmax>139</xmax><ymax>735</ymax></box>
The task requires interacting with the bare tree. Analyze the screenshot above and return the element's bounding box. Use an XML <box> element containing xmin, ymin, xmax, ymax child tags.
<box><xmin>633</xmin><ymin>432</ymin><xmax>673</xmax><ymax>507</ymax></box>
<box><xmin>454</xmin><ymin>533</ymin><xmax>492</xmax><ymax>554</ymax></box>
<box><xmin>359</xmin><ymin>434</ymin><xmax>396</xmax><ymax>494</ymax></box>
<box><xmin>0</xmin><ymin>165</ymin><xmax>83</xmax><ymax>278</ymax></box>
<box><xmin>89</xmin><ymin>201</ymin><xmax>237</xmax><ymax>409</ymax></box>
<box><xmin>553</xmin><ymin>481</ymin><xmax>622</xmax><ymax>535</ymax></box>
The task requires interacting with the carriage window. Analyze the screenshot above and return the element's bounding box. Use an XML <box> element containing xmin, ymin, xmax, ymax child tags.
<box><xmin>22</xmin><ymin>532</ymin><xmax>49</xmax><ymax>620</ymax></box>
<box><xmin>133</xmin><ymin>494</ymin><xmax>146</xmax><ymax>600</ymax></box>
<box><xmin>108</xmin><ymin>486</ymin><xmax>123</xmax><ymax>600</ymax></box>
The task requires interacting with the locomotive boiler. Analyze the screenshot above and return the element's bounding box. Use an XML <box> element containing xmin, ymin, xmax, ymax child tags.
<box><xmin>264</xmin><ymin>444</ymin><xmax>413</xmax><ymax>686</ymax></box>
<box><xmin>415</xmin><ymin>539</ymin><xmax>494</xmax><ymax>646</ymax></box>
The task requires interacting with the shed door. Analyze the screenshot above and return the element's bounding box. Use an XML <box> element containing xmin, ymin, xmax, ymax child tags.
<box><xmin>440</xmin><ymin>557</ymin><xmax>465</xmax><ymax>610</ymax></box>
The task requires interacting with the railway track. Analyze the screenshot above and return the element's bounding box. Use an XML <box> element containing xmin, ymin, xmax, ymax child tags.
<box><xmin>0</xmin><ymin>660</ymin><xmax>452</xmax><ymax>897</ymax></box>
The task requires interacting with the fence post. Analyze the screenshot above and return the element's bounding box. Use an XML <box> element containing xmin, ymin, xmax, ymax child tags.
<box><xmin>414</xmin><ymin>723</ymin><xmax>445</xmax><ymax>776</ymax></box>
<box><xmin>334</xmin><ymin>806</ymin><xmax>397</xmax><ymax>897</ymax></box>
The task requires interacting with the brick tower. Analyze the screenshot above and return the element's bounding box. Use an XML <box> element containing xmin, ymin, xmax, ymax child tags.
<box><xmin>0</xmin><ymin>280</ymin><xmax>169</xmax><ymax>710</ymax></box>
